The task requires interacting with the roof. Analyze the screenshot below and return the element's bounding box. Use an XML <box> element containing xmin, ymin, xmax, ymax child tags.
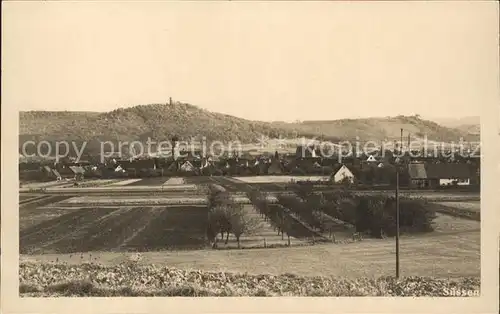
<box><xmin>180</xmin><ymin>160</ymin><xmax>195</xmax><ymax>171</ymax></box>
<box><xmin>331</xmin><ymin>164</ymin><xmax>354</xmax><ymax>176</ymax></box>
<box><xmin>166</xmin><ymin>161</ymin><xmax>178</xmax><ymax>171</ymax></box>
<box><xmin>408</xmin><ymin>163</ymin><xmax>472</xmax><ymax>179</ymax></box>
<box><xmin>117</xmin><ymin>159</ymin><xmax>156</xmax><ymax>170</ymax></box>
<box><xmin>268</xmin><ymin>159</ymin><xmax>283</xmax><ymax>174</ymax></box>
<box><xmin>408</xmin><ymin>163</ymin><xmax>427</xmax><ymax>179</ymax></box>
<box><xmin>425</xmin><ymin>163</ymin><xmax>471</xmax><ymax>179</ymax></box>
<box><xmin>51</xmin><ymin>169</ymin><xmax>61</xmax><ymax>178</ymax></box>
<box><xmin>69</xmin><ymin>166</ymin><xmax>85</xmax><ymax>174</ymax></box>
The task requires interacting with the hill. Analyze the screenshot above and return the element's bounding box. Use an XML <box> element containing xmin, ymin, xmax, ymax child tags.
<box><xmin>20</xmin><ymin>103</ymin><xmax>304</xmax><ymax>143</ymax></box>
<box><xmin>19</xmin><ymin>103</ymin><xmax>478</xmax><ymax>155</ymax></box>
<box><xmin>275</xmin><ymin>115</ymin><xmax>479</xmax><ymax>142</ymax></box>
<box><xmin>431</xmin><ymin>116</ymin><xmax>480</xmax><ymax>135</ymax></box>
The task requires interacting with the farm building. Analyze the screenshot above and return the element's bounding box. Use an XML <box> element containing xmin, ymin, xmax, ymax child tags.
<box><xmin>296</xmin><ymin>145</ymin><xmax>320</xmax><ymax>159</ymax></box>
<box><xmin>179</xmin><ymin>160</ymin><xmax>195</xmax><ymax>172</ymax></box>
<box><xmin>51</xmin><ymin>169</ymin><xmax>62</xmax><ymax>181</ymax></box>
<box><xmin>330</xmin><ymin>164</ymin><xmax>355</xmax><ymax>183</ymax></box>
<box><xmin>40</xmin><ymin>166</ymin><xmax>61</xmax><ymax>181</ymax></box>
<box><xmin>267</xmin><ymin>158</ymin><xmax>284</xmax><ymax>175</ymax></box>
<box><xmin>166</xmin><ymin>160</ymin><xmax>178</xmax><ymax>173</ymax></box>
<box><xmin>200</xmin><ymin>158</ymin><xmax>218</xmax><ymax>176</ymax></box>
<box><xmin>408</xmin><ymin>163</ymin><xmax>472</xmax><ymax>188</ymax></box>
<box><xmin>114</xmin><ymin>165</ymin><xmax>125</xmax><ymax>172</ymax></box>
<box><xmin>118</xmin><ymin>159</ymin><xmax>156</xmax><ymax>171</ymax></box>
<box><xmin>252</xmin><ymin>159</ymin><xmax>269</xmax><ymax>175</ymax></box>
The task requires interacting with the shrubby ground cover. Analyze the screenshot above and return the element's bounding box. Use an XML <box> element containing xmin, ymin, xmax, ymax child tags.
<box><xmin>19</xmin><ymin>261</ymin><xmax>479</xmax><ymax>297</ymax></box>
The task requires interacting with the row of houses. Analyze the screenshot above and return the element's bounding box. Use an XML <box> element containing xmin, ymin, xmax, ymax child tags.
<box><xmin>20</xmin><ymin>164</ymin><xmax>86</xmax><ymax>182</ymax></box>
<box><xmin>19</xmin><ymin>154</ymin><xmax>479</xmax><ymax>189</ymax></box>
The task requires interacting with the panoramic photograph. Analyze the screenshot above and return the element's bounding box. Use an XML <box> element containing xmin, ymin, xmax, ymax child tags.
<box><xmin>10</xmin><ymin>2</ymin><xmax>489</xmax><ymax>298</ymax></box>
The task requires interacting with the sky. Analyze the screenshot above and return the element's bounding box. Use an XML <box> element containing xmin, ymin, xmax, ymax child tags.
<box><xmin>3</xmin><ymin>1</ymin><xmax>498</xmax><ymax>122</ymax></box>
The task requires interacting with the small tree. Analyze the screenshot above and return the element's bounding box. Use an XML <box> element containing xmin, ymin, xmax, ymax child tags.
<box><xmin>207</xmin><ymin>184</ymin><xmax>234</xmax><ymax>244</ymax></box>
<box><xmin>275</xmin><ymin>209</ymin><xmax>284</xmax><ymax>237</ymax></box>
<box><xmin>294</xmin><ymin>182</ymin><xmax>314</xmax><ymax>200</ymax></box>
<box><xmin>283</xmin><ymin>214</ymin><xmax>293</xmax><ymax>246</ymax></box>
<box><xmin>312</xmin><ymin>210</ymin><xmax>329</xmax><ymax>234</ymax></box>
<box><xmin>206</xmin><ymin>222</ymin><xmax>218</xmax><ymax>249</ymax></box>
<box><xmin>277</xmin><ymin>206</ymin><xmax>286</xmax><ymax>239</ymax></box>
<box><xmin>230</xmin><ymin>205</ymin><xmax>262</xmax><ymax>248</ymax></box>
<box><xmin>208</xmin><ymin>204</ymin><xmax>232</xmax><ymax>244</ymax></box>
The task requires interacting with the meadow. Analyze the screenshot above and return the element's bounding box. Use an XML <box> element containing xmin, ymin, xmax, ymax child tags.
<box><xmin>18</xmin><ymin>177</ymin><xmax>481</xmax><ymax>296</ymax></box>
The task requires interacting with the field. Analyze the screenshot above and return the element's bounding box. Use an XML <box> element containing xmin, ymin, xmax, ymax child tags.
<box><xmin>432</xmin><ymin>213</ymin><xmax>480</xmax><ymax>233</ymax></box>
<box><xmin>428</xmin><ymin>201</ymin><xmax>481</xmax><ymax>221</ymax></box>
<box><xmin>433</xmin><ymin>201</ymin><xmax>480</xmax><ymax>212</ymax></box>
<box><xmin>232</xmin><ymin>176</ymin><xmax>331</xmax><ymax>184</ymax></box>
<box><xmin>212</xmin><ymin>204</ymin><xmax>307</xmax><ymax>248</ymax></box>
<box><xmin>21</xmin><ymin>228</ymin><xmax>479</xmax><ymax>278</ymax></box>
<box><xmin>20</xmin><ymin>205</ymin><xmax>209</xmax><ymax>254</ymax></box>
<box><xmin>19</xmin><ymin>178</ymin><xmax>481</xmax><ymax>284</ymax></box>
<box><xmin>106</xmin><ymin>179</ymin><xmax>143</xmax><ymax>186</ymax></box>
<box><xmin>119</xmin><ymin>177</ymin><xmax>171</xmax><ymax>186</ymax></box>
<box><xmin>20</xmin><ymin>181</ymin><xmax>73</xmax><ymax>189</ymax></box>
<box><xmin>164</xmin><ymin>177</ymin><xmax>185</xmax><ymax>185</ymax></box>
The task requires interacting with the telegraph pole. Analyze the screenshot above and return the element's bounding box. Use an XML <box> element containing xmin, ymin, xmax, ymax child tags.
<box><xmin>396</xmin><ymin>128</ymin><xmax>402</xmax><ymax>278</ymax></box>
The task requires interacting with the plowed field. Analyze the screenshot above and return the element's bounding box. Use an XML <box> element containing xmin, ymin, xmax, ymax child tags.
<box><xmin>20</xmin><ymin>205</ymin><xmax>209</xmax><ymax>254</ymax></box>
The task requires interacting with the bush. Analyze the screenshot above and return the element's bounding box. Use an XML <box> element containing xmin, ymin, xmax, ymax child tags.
<box><xmin>315</xmin><ymin>192</ymin><xmax>436</xmax><ymax>238</ymax></box>
<box><xmin>398</xmin><ymin>198</ymin><xmax>436</xmax><ymax>232</ymax></box>
<box><xmin>290</xmin><ymin>167</ymin><xmax>306</xmax><ymax>175</ymax></box>
<box><xmin>277</xmin><ymin>194</ymin><xmax>325</xmax><ymax>232</ymax></box>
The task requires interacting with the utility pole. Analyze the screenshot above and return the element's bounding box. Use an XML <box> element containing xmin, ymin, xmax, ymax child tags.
<box><xmin>396</xmin><ymin>128</ymin><xmax>402</xmax><ymax>278</ymax></box>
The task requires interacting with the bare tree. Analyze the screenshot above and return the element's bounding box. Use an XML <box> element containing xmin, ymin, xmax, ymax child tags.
<box><xmin>207</xmin><ymin>184</ymin><xmax>233</xmax><ymax>243</ymax></box>
<box><xmin>206</xmin><ymin>222</ymin><xmax>218</xmax><ymax>249</ymax></box>
<box><xmin>283</xmin><ymin>213</ymin><xmax>293</xmax><ymax>246</ymax></box>
<box><xmin>230</xmin><ymin>204</ymin><xmax>262</xmax><ymax>249</ymax></box>
<box><xmin>209</xmin><ymin>205</ymin><xmax>232</xmax><ymax>244</ymax></box>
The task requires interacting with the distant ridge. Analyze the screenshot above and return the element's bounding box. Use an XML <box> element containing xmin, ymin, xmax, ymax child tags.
<box><xmin>430</xmin><ymin>116</ymin><xmax>480</xmax><ymax>136</ymax></box>
<box><xmin>19</xmin><ymin>103</ymin><xmax>479</xmax><ymax>154</ymax></box>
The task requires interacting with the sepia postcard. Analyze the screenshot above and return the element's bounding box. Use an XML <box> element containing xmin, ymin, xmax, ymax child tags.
<box><xmin>1</xmin><ymin>0</ymin><xmax>499</xmax><ymax>313</ymax></box>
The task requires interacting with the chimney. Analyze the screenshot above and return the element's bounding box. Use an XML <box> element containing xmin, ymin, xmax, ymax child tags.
<box><xmin>407</xmin><ymin>133</ymin><xmax>411</xmax><ymax>153</ymax></box>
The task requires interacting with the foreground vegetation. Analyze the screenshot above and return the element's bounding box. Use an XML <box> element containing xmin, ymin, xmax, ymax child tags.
<box><xmin>19</xmin><ymin>261</ymin><xmax>479</xmax><ymax>297</ymax></box>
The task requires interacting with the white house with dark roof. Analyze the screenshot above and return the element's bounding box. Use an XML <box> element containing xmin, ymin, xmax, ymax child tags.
<box><xmin>331</xmin><ymin>164</ymin><xmax>355</xmax><ymax>183</ymax></box>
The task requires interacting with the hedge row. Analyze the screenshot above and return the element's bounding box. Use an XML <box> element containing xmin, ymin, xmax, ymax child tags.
<box><xmin>288</xmin><ymin>186</ymin><xmax>436</xmax><ymax>238</ymax></box>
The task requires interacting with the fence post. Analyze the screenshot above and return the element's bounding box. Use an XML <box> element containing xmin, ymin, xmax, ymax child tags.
<box><xmin>264</xmin><ymin>238</ymin><xmax>267</xmax><ymax>248</ymax></box>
